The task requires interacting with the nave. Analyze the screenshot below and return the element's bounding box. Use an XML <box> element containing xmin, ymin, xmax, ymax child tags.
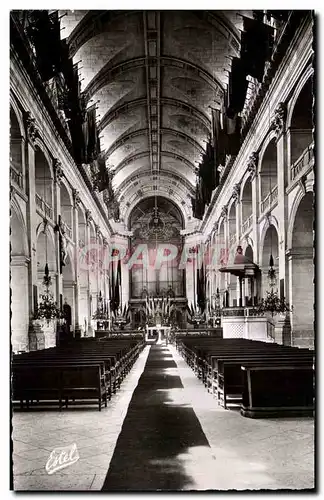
<box><xmin>12</xmin><ymin>343</ymin><xmax>314</xmax><ymax>491</ymax></box>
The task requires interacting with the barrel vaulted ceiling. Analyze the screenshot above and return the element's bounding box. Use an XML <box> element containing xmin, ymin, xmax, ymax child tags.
<box><xmin>60</xmin><ymin>10</ymin><xmax>251</xmax><ymax>223</ymax></box>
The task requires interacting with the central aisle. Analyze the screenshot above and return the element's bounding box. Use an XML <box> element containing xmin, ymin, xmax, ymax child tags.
<box><xmin>102</xmin><ymin>345</ymin><xmax>213</xmax><ymax>491</ymax></box>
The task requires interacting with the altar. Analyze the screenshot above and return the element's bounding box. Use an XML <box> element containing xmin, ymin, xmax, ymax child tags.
<box><xmin>145</xmin><ymin>325</ymin><xmax>171</xmax><ymax>344</ymax></box>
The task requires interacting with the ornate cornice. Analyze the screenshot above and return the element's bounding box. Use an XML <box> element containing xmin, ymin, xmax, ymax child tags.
<box><xmin>271</xmin><ymin>102</ymin><xmax>287</xmax><ymax>139</ymax></box>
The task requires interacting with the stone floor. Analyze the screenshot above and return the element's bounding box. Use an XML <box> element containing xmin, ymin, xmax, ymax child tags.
<box><xmin>11</xmin><ymin>344</ymin><xmax>315</xmax><ymax>491</ymax></box>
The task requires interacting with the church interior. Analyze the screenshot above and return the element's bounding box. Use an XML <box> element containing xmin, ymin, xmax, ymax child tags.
<box><xmin>10</xmin><ymin>10</ymin><xmax>315</xmax><ymax>491</ymax></box>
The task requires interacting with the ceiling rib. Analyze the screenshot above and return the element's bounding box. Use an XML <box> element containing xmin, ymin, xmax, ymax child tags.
<box><xmin>98</xmin><ymin>96</ymin><xmax>211</xmax><ymax>135</ymax></box>
<box><xmin>112</xmin><ymin>150</ymin><xmax>196</xmax><ymax>176</ymax></box>
<box><xmin>143</xmin><ymin>11</ymin><xmax>161</xmax><ymax>181</ymax></box>
<box><xmin>83</xmin><ymin>56</ymin><xmax>222</xmax><ymax>102</ymax></box>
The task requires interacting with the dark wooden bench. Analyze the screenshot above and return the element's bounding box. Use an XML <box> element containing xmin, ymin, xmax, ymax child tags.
<box><xmin>241</xmin><ymin>362</ymin><xmax>315</xmax><ymax>418</ymax></box>
<box><xmin>12</xmin><ymin>363</ymin><xmax>107</xmax><ymax>411</ymax></box>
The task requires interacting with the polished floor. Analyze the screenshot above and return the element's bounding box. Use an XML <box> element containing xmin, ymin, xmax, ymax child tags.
<box><xmin>12</xmin><ymin>344</ymin><xmax>315</xmax><ymax>491</ymax></box>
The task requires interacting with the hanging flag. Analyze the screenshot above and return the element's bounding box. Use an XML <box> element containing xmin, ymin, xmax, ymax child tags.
<box><xmin>212</xmin><ymin>108</ymin><xmax>226</xmax><ymax>168</ymax></box>
<box><xmin>241</xmin><ymin>16</ymin><xmax>274</xmax><ymax>82</ymax></box>
<box><xmin>227</xmin><ymin>57</ymin><xmax>249</xmax><ymax>115</ymax></box>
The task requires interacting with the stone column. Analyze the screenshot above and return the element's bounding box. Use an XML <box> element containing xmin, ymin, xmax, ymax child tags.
<box><xmin>85</xmin><ymin>209</ymin><xmax>94</xmax><ymax>335</ymax></box>
<box><xmin>221</xmin><ymin>205</ymin><xmax>230</xmax><ymax>293</ymax></box>
<box><xmin>247</xmin><ymin>152</ymin><xmax>259</xmax><ymax>264</ymax></box>
<box><xmin>271</xmin><ymin>103</ymin><xmax>288</xmax><ymax>301</ymax></box>
<box><xmin>72</xmin><ymin>189</ymin><xmax>81</xmax><ymax>336</ymax></box>
<box><xmin>11</xmin><ymin>255</ymin><xmax>30</xmax><ymax>352</ymax></box>
<box><xmin>94</xmin><ymin>224</ymin><xmax>101</xmax><ymax>314</ymax></box>
<box><xmin>232</xmin><ymin>183</ymin><xmax>241</xmax><ymax>246</ymax></box>
<box><xmin>24</xmin><ymin>112</ymin><xmax>38</xmax><ymax>321</ymax></box>
<box><xmin>53</xmin><ymin>159</ymin><xmax>64</xmax><ymax>309</ymax></box>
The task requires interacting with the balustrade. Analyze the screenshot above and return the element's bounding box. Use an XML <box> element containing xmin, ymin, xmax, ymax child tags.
<box><xmin>290</xmin><ymin>143</ymin><xmax>314</xmax><ymax>181</ymax></box>
<box><xmin>10</xmin><ymin>166</ymin><xmax>23</xmax><ymax>189</ymax></box>
<box><xmin>35</xmin><ymin>193</ymin><xmax>53</xmax><ymax>220</ymax></box>
<box><xmin>260</xmin><ymin>185</ymin><xmax>278</xmax><ymax>214</ymax></box>
<box><xmin>241</xmin><ymin>214</ymin><xmax>253</xmax><ymax>234</ymax></box>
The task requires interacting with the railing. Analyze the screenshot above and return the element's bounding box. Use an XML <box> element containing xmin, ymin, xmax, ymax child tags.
<box><xmin>222</xmin><ymin>307</ymin><xmax>245</xmax><ymax>317</ymax></box>
<box><xmin>10</xmin><ymin>166</ymin><xmax>23</xmax><ymax>189</ymax></box>
<box><xmin>260</xmin><ymin>185</ymin><xmax>278</xmax><ymax>214</ymax></box>
<box><xmin>241</xmin><ymin>214</ymin><xmax>253</xmax><ymax>235</ymax></box>
<box><xmin>290</xmin><ymin>143</ymin><xmax>314</xmax><ymax>181</ymax></box>
<box><xmin>35</xmin><ymin>193</ymin><xmax>53</xmax><ymax>220</ymax></box>
<box><xmin>61</xmin><ymin>219</ymin><xmax>73</xmax><ymax>239</ymax></box>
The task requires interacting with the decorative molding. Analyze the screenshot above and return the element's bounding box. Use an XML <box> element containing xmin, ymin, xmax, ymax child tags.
<box><xmin>53</xmin><ymin>159</ymin><xmax>64</xmax><ymax>184</ymax></box>
<box><xmin>85</xmin><ymin>209</ymin><xmax>93</xmax><ymax>226</ymax></box>
<box><xmin>232</xmin><ymin>183</ymin><xmax>241</xmax><ymax>203</ymax></box>
<box><xmin>72</xmin><ymin>188</ymin><xmax>81</xmax><ymax>207</ymax></box>
<box><xmin>298</xmin><ymin>174</ymin><xmax>307</xmax><ymax>196</ymax></box>
<box><xmin>247</xmin><ymin>152</ymin><xmax>258</xmax><ymax>180</ymax></box>
<box><xmin>24</xmin><ymin>111</ymin><xmax>38</xmax><ymax>145</ymax></box>
<box><xmin>102</xmin><ymin>237</ymin><xmax>109</xmax><ymax>247</ymax></box>
<box><xmin>221</xmin><ymin>205</ymin><xmax>228</xmax><ymax>220</ymax></box>
<box><xmin>94</xmin><ymin>223</ymin><xmax>101</xmax><ymax>238</ymax></box>
<box><xmin>271</xmin><ymin>102</ymin><xmax>287</xmax><ymax>139</ymax></box>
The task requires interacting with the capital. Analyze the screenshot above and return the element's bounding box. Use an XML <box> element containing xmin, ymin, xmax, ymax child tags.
<box><xmin>221</xmin><ymin>205</ymin><xmax>228</xmax><ymax>219</ymax></box>
<box><xmin>85</xmin><ymin>209</ymin><xmax>93</xmax><ymax>226</ymax></box>
<box><xmin>53</xmin><ymin>159</ymin><xmax>64</xmax><ymax>184</ymax></box>
<box><xmin>72</xmin><ymin>188</ymin><xmax>81</xmax><ymax>207</ymax></box>
<box><xmin>94</xmin><ymin>223</ymin><xmax>101</xmax><ymax>238</ymax></box>
<box><xmin>24</xmin><ymin>111</ymin><xmax>38</xmax><ymax>145</ymax></box>
<box><xmin>271</xmin><ymin>102</ymin><xmax>286</xmax><ymax>139</ymax></box>
<box><xmin>232</xmin><ymin>183</ymin><xmax>241</xmax><ymax>202</ymax></box>
<box><xmin>247</xmin><ymin>152</ymin><xmax>258</xmax><ymax>179</ymax></box>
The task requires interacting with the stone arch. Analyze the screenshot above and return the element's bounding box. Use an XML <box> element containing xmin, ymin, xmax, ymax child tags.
<box><xmin>10</xmin><ymin>202</ymin><xmax>30</xmax><ymax>352</ymax></box>
<box><xmin>288</xmin><ymin>191</ymin><xmax>314</xmax><ymax>348</ymax></box>
<box><xmin>60</xmin><ymin>180</ymin><xmax>73</xmax><ymax>234</ymax></box>
<box><xmin>10</xmin><ymin>198</ymin><xmax>29</xmax><ymax>256</ymax></box>
<box><xmin>287</xmin><ymin>73</ymin><xmax>314</xmax><ymax>167</ymax></box>
<box><xmin>35</xmin><ymin>145</ymin><xmax>54</xmax><ymax>214</ymax></box>
<box><xmin>9</xmin><ymin>93</ymin><xmax>26</xmax><ymax>140</ymax></box>
<box><xmin>241</xmin><ymin>176</ymin><xmax>253</xmax><ymax>227</ymax></box>
<box><xmin>227</xmin><ymin>199</ymin><xmax>236</xmax><ymax>248</ymax></box>
<box><xmin>286</xmin><ymin>65</ymin><xmax>314</xmax><ymax>129</ymax></box>
<box><xmin>258</xmin><ymin>137</ymin><xmax>278</xmax><ymax>211</ymax></box>
<box><xmin>10</xmin><ymin>104</ymin><xmax>24</xmax><ymax>179</ymax></box>
<box><xmin>124</xmin><ymin>193</ymin><xmax>188</xmax><ymax>229</ymax></box>
<box><xmin>260</xmin><ymin>223</ymin><xmax>279</xmax><ymax>297</ymax></box>
<box><xmin>287</xmin><ymin>184</ymin><xmax>314</xmax><ymax>250</ymax></box>
<box><xmin>258</xmin><ymin>129</ymin><xmax>277</xmax><ymax>169</ymax></box>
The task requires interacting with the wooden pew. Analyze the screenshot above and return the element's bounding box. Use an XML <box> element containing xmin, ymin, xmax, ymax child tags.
<box><xmin>240</xmin><ymin>362</ymin><xmax>314</xmax><ymax>418</ymax></box>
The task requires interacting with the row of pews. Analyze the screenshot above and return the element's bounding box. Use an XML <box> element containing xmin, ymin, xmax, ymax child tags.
<box><xmin>175</xmin><ymin>336</ymin><xmax>315</xmax><ymax>418</ymax></box>
<box><xmin>12</xmin><ymin>336</ymin><xmax>145</xmax><ymax>411</ymax></box>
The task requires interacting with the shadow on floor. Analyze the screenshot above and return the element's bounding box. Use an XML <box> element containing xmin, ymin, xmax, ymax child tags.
<box><xmin>101</xmin><ymin>346</ymin><xmax>211</xmax><ymax>491</ymax></box>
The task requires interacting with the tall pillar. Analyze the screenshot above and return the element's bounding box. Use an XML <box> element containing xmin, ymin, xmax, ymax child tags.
<box><xmin>222</xmin><ymin>205</ymin><xmax>229</xmax><ymax>292</ymax></box>
<box><xmin>24</xmin><ymin>113</ymin><xmax>38</xmax><ymax>320</ymax></box>
<box><xmin>11</xmin><ymin>255</ymin><xmax>30</xmax><ymax>352</ymax></box>
<box><xmin>232</xmin><ymin>183</ymin><xmax>241</xmax><ymax>246</ymax></box>
<box><xmin>85</xmin><ymin>209</ymin><xmax>93</xmax><ymax>335</ymax></box>
<box><xmin>72</xmin><ymin>189</ymin><xmax>81</xmax><ymax>334</ymax></box>
<box><xmin>271</xmin><ymin>103</ymin><xmax>288</xmax><ymax>299</ymax></box>
<box><xmin>53</xmin><ymin>159</ymin><xmax>64</xmax><ymax>309</ymax></box>
<box><xmin>247</xmin><ymin>153</ymin><xmax>259</xmax><ymax>263</ymax></box>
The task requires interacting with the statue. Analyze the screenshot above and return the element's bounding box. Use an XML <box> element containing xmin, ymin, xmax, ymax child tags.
<box><xmin>55</xmin><ymin>215</ymin><xmax>67</xmax><ymax>273</ymax></box>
